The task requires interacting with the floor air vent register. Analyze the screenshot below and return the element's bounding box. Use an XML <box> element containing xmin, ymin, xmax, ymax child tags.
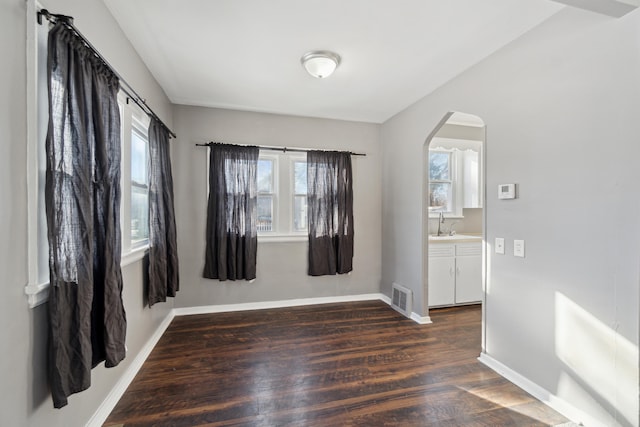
<box><xmin>391</xmin><ymin>282</ymin><xmax>413</xmax><ymax>318</ymax></box>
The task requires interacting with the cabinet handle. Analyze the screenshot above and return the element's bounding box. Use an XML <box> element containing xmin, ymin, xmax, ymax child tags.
<box><xmin>456</xmin><ymin>266</ymin><xmax>460</xmax><ymax>276</ymax></box>
<box><xmin>449</xmin><ymin>266</ymin><xmax>454</xmax><ymax>276</ymax></box>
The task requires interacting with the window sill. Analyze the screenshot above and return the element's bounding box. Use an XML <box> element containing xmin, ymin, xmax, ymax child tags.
<box><xmin>25</xmin><ymin>282</ymin><xmax>49</xmax><ymax>308</ymax></box>
<box><xmin>258</xmin><ymin>234</ymin><xmax>307</xmax><ymax>243</ymax></box>
<box><xmin>26</xmin><ymin>246</ymin><xmax>149</xmax><ymax>308</ymax></box>
<box><xmin>122</xmin><ymin>245</ymin><xmax>149</xmax><ymax>267</ymax></box>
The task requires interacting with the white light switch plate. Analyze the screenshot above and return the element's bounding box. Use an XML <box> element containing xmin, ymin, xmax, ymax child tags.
<box><xmin>514</xmin><ymin>240</ymin><xmax>525</xmax><ymax>257</ymax></box>
<box><xmin>495</xmin><ymin>238</ymin><xmax>505</xmax><ymax>254</ymax></box>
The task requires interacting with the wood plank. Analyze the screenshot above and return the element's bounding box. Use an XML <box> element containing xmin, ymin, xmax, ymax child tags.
<box><xmin>104</xmin><ymin>301</ymin><xmax>568</xmax><ymax>426</ymax></box>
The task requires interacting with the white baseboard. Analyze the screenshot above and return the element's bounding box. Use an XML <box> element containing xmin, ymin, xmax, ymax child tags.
<box><xmin>87</xmin><ymin>292</ymin><xmax>430</xmax><ymax>426</ymax></box>
<box><xmin>478</xmin><ymin>352</ymin><xmax>605</xmax><ymax>427</ymax></box>
<box><xmin>382</xmin><ymin>294</ymin><xmax>430</xmax><ymax>323</ymax></box>
<box><xmin>173</xmin><ymin>293</ymin><xmax>431</xmax><ymax>325</ymax></box>
<box><xmin>173</xmin><ymin>293</ymin><xmax>388</xmax><ymax>316</ymax></box>
<box><xmin>86</xmin><ymin>311</ymin><xmax>175</xmax><ymax>427</ymax></box>
<box><xmin>378</xmin><ymin>293</ymin><xmax>392</xmax><ymax>305</ymax></box>
<box><xmin>410</xmin><ymin>312</ymin><xmax>432</xmax><ymax>324</ymax></box>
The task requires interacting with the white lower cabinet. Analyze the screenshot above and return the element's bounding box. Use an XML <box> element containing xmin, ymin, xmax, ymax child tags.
<box><xmin>428</xmin><ymin>241</ymin><xmax>482</xmax><ymax>307</ymax></box>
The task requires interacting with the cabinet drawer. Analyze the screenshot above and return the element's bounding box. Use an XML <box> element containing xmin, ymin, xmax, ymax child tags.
<box><xmin>429</xmin><ymin>244</ymin><xmax>455</xmax><ymax>257</ymax></box>
<box><xmin>456</xmin><ymin>243</ymin><xmax>481</xmax><ymax>256</ymax></box>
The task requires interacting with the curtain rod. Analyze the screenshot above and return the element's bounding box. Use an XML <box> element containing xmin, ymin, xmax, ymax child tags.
<box><xmin>37</xmin><ymin>9</ymin><xmax>177</xmax><ymax>139</ymax></box>
<box><xmin>195</xmin><ymin>142</ymin><xmax>366</xmax><ymax>157</ymax></box>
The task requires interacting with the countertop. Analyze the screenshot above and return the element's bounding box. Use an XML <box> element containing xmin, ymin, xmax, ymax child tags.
<box><xmin>428</xmin><ymin>234</ymin><xmax>482</xmax><ymax>243</ymax></box>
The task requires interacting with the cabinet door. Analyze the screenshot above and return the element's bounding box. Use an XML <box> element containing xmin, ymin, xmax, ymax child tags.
<box><xmin>455</xmin><ymin>255</ymin><xmax>482</xmax><ymax>303</ymax></box>
<box><xmin>462</xmin><ymin>148</ymin><xmax>482</xmax><ymax>208</ymax></box>
<box><xmin>428</xmin><ymin>256</ymin><xmax>455</xmax><ymax>307</ymax></box>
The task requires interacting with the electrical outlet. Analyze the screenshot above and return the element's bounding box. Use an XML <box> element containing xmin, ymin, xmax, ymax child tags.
<box><xmin>495</xmin><ymin>238</ymin><xmax>505</xmax><ymax>254</ymax></box>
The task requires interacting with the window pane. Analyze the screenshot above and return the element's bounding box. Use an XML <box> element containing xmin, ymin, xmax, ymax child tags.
<box><xmin>429</xmin><ymin>182</ymin><xmax>452</xmax><ymax>212</ymax></box>
<box><xmin>429</xmin><ymin>152</ymin><xmax>450</xmax><ymax>180</ymax></box>
<box><xmin>131</xmin><ymin>131</ymin><xmax>148</xmax><ymax>184</ymax></box>
<box><xmin>257</xmin><ymin>159</ymin><xmax>273</xmax><ymax>193</ymax></box>
<box><xmin>131</xmin><ymin>129</ymin><xmax>149</xmax><ymax>246</ymax></box>
<box><xmin>293</xmin><ymin>195</ymin><xmax>307</xmax><ymax>231</ymax></box>
<box><xmin>294</xmin><ymin>161</ymin><xmax>307</xmax><ymax>194</ymax></box>
<box><xmin>131</xmin><ymin>185</ymin><xmax>149</xmax><ymax>245</ymax></box>
<box><xmin>257</xmin><ymin>195</ymin><xmax>273</xmax><ymax>232</ymax></box>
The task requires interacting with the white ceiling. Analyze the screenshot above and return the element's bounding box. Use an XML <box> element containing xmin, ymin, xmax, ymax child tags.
<box><xmin>103</xmin><ymin>0</ymin><xmax>564</xmax><ymax>124</ymax></box>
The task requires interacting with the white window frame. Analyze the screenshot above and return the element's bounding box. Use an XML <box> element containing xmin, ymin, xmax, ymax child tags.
<box><xmin>258</xmin><ymin>152</ymin><xmax>307</xmax><ymax>242</ymax></box>
<box><xmin>291</xmin><ymin>157</ymin><xmax>308</xmax><ymax>233</ymax></box>
<box><xmin>428</xmin><ymin>148</ymin><xmax>463</xmax><ymax>219</ymax></box>
<box><xmin>120</xmin><ymin>94</ymin><xmax>151</xmax><ymax>264</ymax></box>
<box><xmin>257</xmin><ymin>154</ymin><xmax>277</xmax><ymax>233</ymax></box>
<box><xmin>129</xmin><ymin>117</ymin><xmax>151</xmax><ymax>249</ymax></box>
<box><xmin>25</xmin><ymin>0</ymin><xmax>49</xmax><ymax>307</ymax></box>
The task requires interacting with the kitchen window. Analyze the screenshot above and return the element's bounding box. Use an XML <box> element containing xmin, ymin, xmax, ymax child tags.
<box><xmin>429</xmin><ymin>150</ymin><xmax>454</xmax><ymax>213</ymax></box>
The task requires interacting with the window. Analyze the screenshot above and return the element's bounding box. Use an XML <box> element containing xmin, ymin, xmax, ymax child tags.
<box><xmin>293</xmin><ymin>160</ymin><xmax>308</xmax><ymax>232</ymax></box>
<box><xmin>119</xmin><ymin>95</ymin><xmax>151</xmax><ymax>257</ymax></box>
<box><xmin>25</xmin><ymin>7</ymin><xmax>51</xmax><ymax>307</ymax></box>
<box><xmin>130</xmin><ymin>124</ymin><xmax>150</xmax><ymax>248</ymax></box>
<box><xmin>429</xmin><ymin>150</ymin><xmax>453</xmax><ymax>213</ymax></box>
<box><xmin>26</xmin><ymin>3</ymin><xmax>150</xmax><ymax>307</ymax></box>
<box><xmin>428</xmin><ymin>137</ymin><xmax>483</xmax><ymax>220</ymax></box>
<box><xmin>257</xmin><ymin>157</ymin><xmax>275</xmax><ymax>232</ymax></box>
<box><xmin>257</xmin><ymin>152</ymin><xmax>307</xmax><ymax>240</ymax></box>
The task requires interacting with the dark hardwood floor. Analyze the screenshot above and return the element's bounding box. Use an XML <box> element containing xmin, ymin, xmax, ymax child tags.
<box><xmin>104</xmin><ymin>301</ymin><xmax>568</xmax><ymax>426</ymax></box>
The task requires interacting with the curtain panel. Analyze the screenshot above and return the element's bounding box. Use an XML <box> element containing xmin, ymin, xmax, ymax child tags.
<box><xmin>203</xmin><ymin>144</ymin><xmax>259</xmax><ymax>280</ymax></box>
<box><xmin>45</xmin><ymin>20</ymin><xmax>127</xmax><ymax>408</ymax></box>
<box><xmin>307</xmin><ymin>151</ymin><xmax>354</xmax><ymax>276</ymax></box>
<box><xmin>147</xmin><ymin>119</ymin><xmax>180</xmax><ymax>306</ymax></box>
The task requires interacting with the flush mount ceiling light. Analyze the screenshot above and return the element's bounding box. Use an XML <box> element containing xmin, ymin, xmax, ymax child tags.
<box><xmin>301</xmin><ymin>50</ymin><xmax>341</xmax><ymax>79</ymax></box>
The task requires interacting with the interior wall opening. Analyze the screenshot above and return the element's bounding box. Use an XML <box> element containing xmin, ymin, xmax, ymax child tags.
<box><xmin>422</xmin><ymin>111</ymin><xmax>486</xmax><ymax>344</ymax></box>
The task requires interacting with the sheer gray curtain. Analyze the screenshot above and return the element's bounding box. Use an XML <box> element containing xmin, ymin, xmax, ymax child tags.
<box><xmin>147</xmin><ymin>119</ymin><xmax>179</xmax><ymax>306</ymax></box>
<box><xmin>45</xmin><ymin>20</ymin><xmax>126</xmax><ymax>408</ymax></box>
<box><xmin>203</xmin><ymin>144</ymin><xmax>259</xmax><ymax>280</ymax></box>
<box><xmin>307</xmin><ymin>151</ymin><xmax>354</xmax><ymax>276</ymax></box>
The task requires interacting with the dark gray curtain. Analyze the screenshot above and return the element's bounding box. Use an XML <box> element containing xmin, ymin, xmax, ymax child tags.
<box><xmin>203</xmin><ymin>144</ymin><xmax>259</xmax><ymax>280</ymax></box>
<box><xmin>307</xmin><ymin>151</ymin><xmax>354</xmax><ymax>276</ymax></box>
<box><xmin>45</xmin><ymin>20</ymin><xmax>126</xmax><ymax>408</ymax></box>
<box><xmin>147</xmin><ymin>119</ymin><xmax>179</xmax><ymax>306</ymax></box>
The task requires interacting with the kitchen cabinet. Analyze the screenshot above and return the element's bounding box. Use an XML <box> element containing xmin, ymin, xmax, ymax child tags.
<box><xmin>428</xmin><ymin>240</ymin><xmax>482</xmax><ymax>307</ymax></box>
<box><xmin>462</xmin><ymin>149</ymin><xmax>482</xmax><ymax>209</ymax></box>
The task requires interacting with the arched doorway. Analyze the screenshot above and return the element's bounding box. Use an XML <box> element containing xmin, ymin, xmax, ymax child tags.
<box><xmin>422</xmin><ymin>111</ymin><xmax>487</xmax><ymax>345</ymax></box>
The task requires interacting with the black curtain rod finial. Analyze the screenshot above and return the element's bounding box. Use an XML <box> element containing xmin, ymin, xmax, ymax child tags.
<box><xmin>38</xmin><ymin>9</ymin><xmax>74</xmax><ymax>25</ymax></box>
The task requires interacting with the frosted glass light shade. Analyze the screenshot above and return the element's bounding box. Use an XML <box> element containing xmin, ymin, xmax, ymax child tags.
<box><xmin>301</xmin><ymin>51</ymin><xmax>341</xmax><ymax>79</ymax></box>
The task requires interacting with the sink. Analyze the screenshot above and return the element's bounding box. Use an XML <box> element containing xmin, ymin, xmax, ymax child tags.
<box><xmin>429</xmin><ymin>234</ymin><xmax>481</xmax><ymax>241</ymax></box>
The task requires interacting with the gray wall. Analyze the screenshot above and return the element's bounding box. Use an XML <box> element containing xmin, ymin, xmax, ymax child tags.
<box><xmin>172</xmin><ymin>106</ymin><xmax>382</xmax><ymax>308</ymax></box>
<box><xmin>381</xmin><ymin>7</ymin><xmax>639</xmax><ymax>427</ymax></box>
<box><xmin>1</xmin><ymin>0</ymin><xmax>174</xmax><ymax>425</ymax></box>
